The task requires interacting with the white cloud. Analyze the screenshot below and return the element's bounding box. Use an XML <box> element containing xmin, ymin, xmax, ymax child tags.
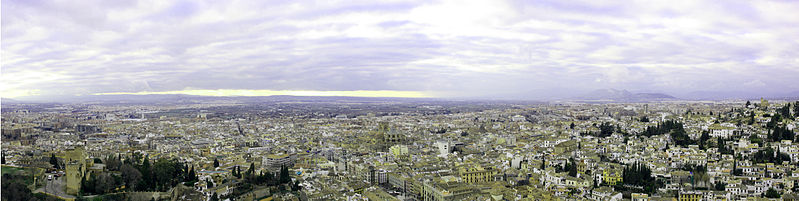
<box><xmin>2</xmin><ymin>0</ymin><xmax>798</xmax><ymax>99</ymax></box>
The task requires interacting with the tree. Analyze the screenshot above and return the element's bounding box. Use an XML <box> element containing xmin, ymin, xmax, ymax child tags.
<box><xmin>780</xmin><ymin>104</ymin><xmax>792</xmax><ymax>119</ymax></box>
<box><xmin>568</xmin><ymin>158</ymin><xmax>578</xmax><ymax>177</ymax></box>
<box><xmin>752</xmin><ymin>147</ymin><xmax>791</xmax><ymax>164</ymax></box>
<box><xmin>105</xmin><ymin>155</ymin><xmax>121</xmax><ymax>171</ymax></box>
<box><xmin>794</xmin><ymin>101</ymin><xmax>799</xmax><ymax>118</ymax></box>
<box><xmin>699</xmin><ymin>130</ymin><xmax>710</xmax><ymax>148</ymax></box>
<box><xmin>94</xmin><ymin>173</ymin><xmax>115</xmax><ymax>194</ymax></box>
<box><xmin>50</xmin><ymin>153</ymin><xmax>59</xmax><ymax>169</ymax></box>
<box><xmin>746</xmin><ymin>101</ymin><xmax>751</xmax><ymax>108</ymax></box>
<box><xmin>210</xmin><ymin>192</ymin><xmax>219</xmax><ymax>201</ymax></box>
<box><xmin>231</xmin><ymin>166</ymin><xmax>238</xmax><ymax>178</ymax></box>
<box><xmin>279</xmin><ymin>166</ymin><xmax>291</xmax><ymax>184</ymax></box>
<box><xmin>247</xmin><ymin>163</ymin><xmax>255</xmax><ymax>177</ymax></box>
<box><xmin>569</xmin><ymin>122</ymin><xmax>575</xmax><ymax>130</ymax></box>
<box><xmin>2</xmin><ymin>174</ymin><xmax>37</xmax><ymax>201</ymax></box>
<box><xmin>153</xmin><ymin>158</ymin><xmax>178</xmax><ymax>191</ymax></box>
<box><xmin>186</xmin><ymin>165</ymin><xmax>196</xmax><ymax>182</ymax></box>
<box><xmin>139</xmin><ymin>157</ymin><xmax>152</xmax><ymax>191</ymax></box>
<box><xmin>714</xmin><ymin>181</ymin><xmax>726</xmax><ymax>191</ymax></box>
<box><xmin>593</xmin><ymin>177</ymin><xmax>598</xmax><ymax>187</ymax></box>
<box><xmin>540</xmin><ymin>158</ymin><xmax>545</xmax><ymax>170</ymax></box>
<box><xmin>121</xmin><ymin>164</ymin><xmax>142</xmax><ymax>191</ymax></box>
<box><xmin>767</xmin><ymin>114</ymin><xmax>782</xmax><ymax>129</ymax></box>
<box><xmin>718</xmin><ymin>137</ymin><xmax>733</xmax><ymax>155</ymax></box>
<box><xmin>770</xmin><ymin>126</ymin><xmax>795</xmax><ymax>142</ymax></box>
<box><xmin>261</xmin><ymin>170</ymin><xmax>274</xmax><ymax>185</ymax></box>
<box><xmin>622</xmin><ymin>162</ymin><xmax>658</xmax><ymax>194</ymax></box>
<box><xmin>79</xmin><ymin>173</ymin><xmax>86</xmax><ymax>195</ymax></box>
<box><xmin>213</xmin><ymin>158</ymin><xmax>220</xmax><ymax>168</ymax></box>
<box><xmin>764</xmin><ymin>188</ymin><xmax>781</xmax><ymax>198</ymax></box>
<box><xmin>581</xmin><ymin>122</ymin><xmax>616</xmax><ymax>137</ymax></box>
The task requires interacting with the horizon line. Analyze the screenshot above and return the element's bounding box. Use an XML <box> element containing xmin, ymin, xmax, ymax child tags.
<box><xmin>92</xmin><ymin>89</ymin><xmax>435</xmax><ymax>98</ymax></box>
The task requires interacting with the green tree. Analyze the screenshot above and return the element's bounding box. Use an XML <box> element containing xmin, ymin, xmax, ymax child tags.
<box><xmin>247</xmin><ymin>163</ymin><xmax>255</xmax><ymax>176</ymax></box>
<box><xmin>764</xmin><ymin>188</ymin><xmax>781</xmax><ymax>198</ymax></box>
<box><xmin>698</xmin><ymin>130</ymin><xmax>710</xmax><ymax>149</ymax></box>
<box><xmin>153</xmin><ymin>158</ymin><xmax>179</xmax><ymax>191</ymax></box>
<box><xmin>752</xmin><ymin>147</ymin><xmax>790</xmax><ymax>164</ymax></box>
<box><xmin>714</xmin><ymin>181</ymin><xmax>726</xmax><ymax>191</ymax></box>
<box><xmin>2</xmin><ymin>174</ymin><xmax>36</xmax><ymax>201</ymax></box>
<box><xmin>279</xmin><ymin>166</ymin><xmax>290</xmax><ymax>184</ymax></box>
<box><xmin>210</xmin><ymin>192</ymin><xmax>219</xmax><ymax>201</ymax></box>
<box><xmin>213</xmin><ymin>158</ymin><xmax>220</xmax><ymax>168</ymax></box>
<box><xmin>50</xmin><ymin>153</ymin><xmax>59</xmax><ymax>169</ymax></box>
<box><xmin>138</xmin><ymin>157</ymin><xmax>152</xmax><ymax>191</ymax></box>
<box><xmin>767</xmin><ymin>114</ymin><xmax>782</xmax><ymax>129</ymax></box>
<box><xmin>568</xmin><ymin>158</ymin><xmax>577</xmax><ymax>177</ymax></box>
<box><xmin>770</xmin><ymin>126</ymin><xmax>795</xmax><ymax>142</ymax></box>
<box><xmin>794</xmin><ymin>101</ymin><xmax>799</xmax><ymax>118</ymax></box>
<box><xmin>291</xmin><ymin>180</ymin><xmax>302</xmax><ymax>191</ymax></box>
<box><xmin>780</xmin><ymin>104</ymin><xmax>792</xmax><ymax>119</ymax></box>
<box><xmin>593</xmin><ymin>177</ymin><xmax>598</xmax><ymax>188</ymax></box>
<box><xmin>622</xmin><ymin>162</ymin><xmax>659</xmax><ymax>194</ymax></box>
<box><xmin>185</xmin><ymin>165</ymin><xmax>196</xmax><ymax>182</ymax></box>
<box><xmin>540</xmin><ymin>158</ymin><xmax>545</xmax><ymax>170</ymax></box>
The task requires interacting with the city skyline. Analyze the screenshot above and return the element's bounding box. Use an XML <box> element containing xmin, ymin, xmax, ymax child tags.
<box><xmin>3</xmin><ymin>0</ymin><xmax>799</xmax><ymax>100</ymax></box>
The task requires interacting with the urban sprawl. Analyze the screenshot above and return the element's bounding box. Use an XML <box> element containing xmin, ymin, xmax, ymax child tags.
<box><xmin>2</xmin><ymin>98</ymin><xmax>799</xmax><ymax>201</ymax></box>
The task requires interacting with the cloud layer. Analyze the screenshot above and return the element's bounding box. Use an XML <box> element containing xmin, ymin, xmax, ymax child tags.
<box><xmin>3</xmin><ymin>0</ymin><xmax>799</xmax><ymax>100</ymax></box>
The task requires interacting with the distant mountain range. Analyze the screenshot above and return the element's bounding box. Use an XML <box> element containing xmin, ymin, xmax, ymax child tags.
<box><xmin>678</xmin><ymin>90</ymin><xmax>799</xmax><ymax>101</ymax></box>
<box><xmin>572</xmin><ymin>89</ymin><xmax>678</xmax><ymax>102</ymax></box>
<box><xmin>4</xmin><ymin>89</ymin><xmax>797</xmax><ymax>104</ymax></box>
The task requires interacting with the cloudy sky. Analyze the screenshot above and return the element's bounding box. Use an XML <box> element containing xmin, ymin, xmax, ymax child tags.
<box><xmin>3</xmin><ymin>0</ymin><xmax>799</xmax><ymax>100</ymax></box>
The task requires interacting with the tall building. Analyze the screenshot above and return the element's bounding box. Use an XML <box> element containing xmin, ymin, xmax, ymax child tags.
<box><xmin>434</xmin><ymin>141</ymin><xmax>453</xmax><ymax>157</ymax></box>
<box><xmin>263</xmin><ymin>153</ymin><xmax>294</xmax><ymax>171</ymax></box>
<box><xmin>64</xmin><ymin>147</ymin><xmax>91</xmax><ymax>195</ymax></box>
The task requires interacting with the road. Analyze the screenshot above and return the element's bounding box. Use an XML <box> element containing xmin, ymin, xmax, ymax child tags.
<box><xmin>34</xmin><ymin>174</ymin><xmax>76</xmax><ymax>199</ymax></box>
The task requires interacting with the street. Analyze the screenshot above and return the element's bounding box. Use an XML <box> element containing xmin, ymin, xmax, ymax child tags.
<box><xmin>34</xmin><ymin>174</ymin><xmax>75</xmax><ymax>199</ymax></box>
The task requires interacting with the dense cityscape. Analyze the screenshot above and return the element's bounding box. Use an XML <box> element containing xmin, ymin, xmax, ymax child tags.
<box><xmin>2</xmin><ymin>97</ymin><xmax>799</xmax><ymax>201</ymax></box>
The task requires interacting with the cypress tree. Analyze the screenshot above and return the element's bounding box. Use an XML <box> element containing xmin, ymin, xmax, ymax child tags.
<box><xmin>141</xmin><ymin>157</ymin><xmax>152</xmax><ymax>191</ymax></box>
<box><xmin>793</xmin><ymin>101</ymin><xmax>799</xmax><ymax>118</ymax></box>
<box><xmin>280</xmin><ymin>166</ymin><xmax>290</xmax><ymax>184</ymax></box>
<box><xmin>188</xmin><ymin>165</ymin><xmax>196</xmax><ymax>182</ymax></box>
<box><xmin>540</xmin><ymin>158</ymin><xmax>545</xmax><ymax>170</ymax></box>
<box><xmin>210</xmin><ymin>192</ymin><xmax>219</xmax><ymax>201</ymax></box>
<box><xmin>568</xmin><ymin>158</ymin><xmax>577</xmax><ymax>177</ymax></box>
<box><xmin>50</xmin><ymin>153</ymin><xmax>59</xmax><ymax>169</ymax></box>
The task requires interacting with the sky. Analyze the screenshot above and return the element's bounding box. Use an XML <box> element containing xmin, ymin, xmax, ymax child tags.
<box><xmin>3</xmin><ymin>0</ymin><xmax>799</xmax><ymax>100</ymax></box>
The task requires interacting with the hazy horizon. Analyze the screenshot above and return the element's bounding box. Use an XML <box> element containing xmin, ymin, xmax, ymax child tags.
<box><xmin>3</xmin><ymin>0</ymin><xmax>799</xmax><ymax>101</ymax></box>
